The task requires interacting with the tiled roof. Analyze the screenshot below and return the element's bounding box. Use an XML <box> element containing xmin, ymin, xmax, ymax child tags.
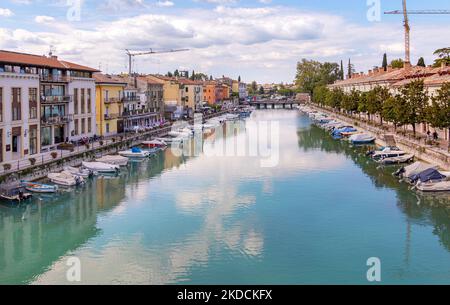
<box><xmin>93</xmin><ymin>73</ymin><xmax>128</xmax><ymax>85</ymax></box>
<box><xmin>0</xmin><ymin>50</ymin><xmax>99</xmax><ymax>72</ymax></box>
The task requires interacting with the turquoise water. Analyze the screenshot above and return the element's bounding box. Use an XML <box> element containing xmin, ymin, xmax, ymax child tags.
<box><xmin>1</xmin><ymin>109</ymin><xmax>450</xmax><ymax>284</ymax></box>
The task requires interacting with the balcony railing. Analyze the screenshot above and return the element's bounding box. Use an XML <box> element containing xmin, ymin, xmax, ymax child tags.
<box><xmin>104</xmin><ymin>97</ymin><xmax>123</xmax><ymax>104</ymax></box>
<box><xmin>40</xmin><ymin>75</ymin><xmax>71</xmax><ymax>83</ymax></box>
<box><xmin>104</xmin><ymin>113</ymin><xmax>120</xmax><ymax>120</ymax></box>
<box><xmin>41</xmin><ymin>115</ymin><xmax>73</xmax><ymax>125</ymax></box>
<box><xmin>41</xmin><ymin>95</ymin><xmax>72</xmax><ymax>104</ymax></box>
<box><xmin>122</xmin><ymin>109</ymin><xmax>159</xmax><ymax>118</ymax></box>
<box><xmin>123</xmin><ymin>96</ymin><xmax>140</xmax><ymax>102</ymax></box>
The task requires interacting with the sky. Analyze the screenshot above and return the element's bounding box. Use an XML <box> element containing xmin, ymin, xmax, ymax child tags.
<box><xmin>0</xmin><ymin>0</ymin><xmax>449</xmax><ymax>83</ymax></box>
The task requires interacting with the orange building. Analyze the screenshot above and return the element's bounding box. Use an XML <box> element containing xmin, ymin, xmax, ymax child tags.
<box><xmin>203</xmin><ymin>81</ymin><xmax>217</xmax><ymax>105</ymax></box>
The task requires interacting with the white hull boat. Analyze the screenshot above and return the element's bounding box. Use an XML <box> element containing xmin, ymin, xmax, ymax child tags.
<box><xmin>96</xmin><ymin>155</ymin><xmax>129</xmax><ymax>166</ymax></box>
<box><xmin>48</xmin><ymin>171</ymin><xmax>85</xmax><ymax>187</ymax></box>
<box><xmin>64</xmin><ymin>166</ymin><xmax>93</xmax><ymax>178</ymax></box>
<box><xmin>118</xmin><ymin>148</ymin><xmax>150</xmax><ymax>158</ymax></box>
<box><xmin>377</xmin><ymin>154</ymin><xmax>414</xmax><ymax>165</ymax></box>
<box><xmin>349</xmin><ymin>133</ymin><xmax>376</xmax><ymax>144</ymax></box>
<box><xmin>82</xmin><ymin>162</ymin><xmax>120</xmax><ymax>174</ymax></box>
<box><xmin>416</xmin><ymin>180</ymin><xmax>450</xmax><ymax>192</ymax></box>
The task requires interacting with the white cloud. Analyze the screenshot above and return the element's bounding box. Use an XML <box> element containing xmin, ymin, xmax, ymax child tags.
<box><xmin>156</xmin><ymin>0</ymin><xmax>174</xmax><ymax>7</ymax></box>
<box><xmin>0</xmin><ymin>8</ymin><xmax>14</xmax><ymax>17</ymax></box>
<box><xmin>1</xmin><ymin>5</ymin><xmax>448</xmax><ymax>83</ymax></box>
<box><xmin>35</xmin><ymin>15</ymin><xmax>55</xmax><ymax>24</ymax></box>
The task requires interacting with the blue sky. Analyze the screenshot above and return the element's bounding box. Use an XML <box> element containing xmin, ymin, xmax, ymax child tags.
<box><xmin>0</xmin><ymin>0</ymin><xmax>449</xmax><ymax>83</ymax></box>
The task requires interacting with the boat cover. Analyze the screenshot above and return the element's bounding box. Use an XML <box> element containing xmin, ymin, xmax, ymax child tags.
<box><xmin>131</xmin><ymin>147</ymin><xmax>142</xmax><ymax>153</ymax></box>
<box><xmin>410</xmin><ymin>168</ymin><xmax>446</xmax><ymax>183</ymax></box>
<box><xmin>402</xmin><ymin>162</ymin><xmax>438</xmax><ymax>179</ymax></box>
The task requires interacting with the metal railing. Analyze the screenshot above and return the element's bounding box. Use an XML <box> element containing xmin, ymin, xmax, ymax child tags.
<box><xmin>41</xmin><ymin>115</ymin><xmax>73</xmax><ymax>125</ymax></box>
<box><xmin>41</xmin><ymin>95</ymin><xmax>71</xmax><ymax>103</ymax></box>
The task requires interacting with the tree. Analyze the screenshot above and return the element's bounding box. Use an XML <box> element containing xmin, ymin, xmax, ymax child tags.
<box><xmin>340</xmin><ymin>60</ymin><xmax>344</xmax><ymax>80</ymax></box>
<box><xmin>174</xmin><ymin>69</ymin><xmax>180</xmax><ymax>77</ymax></box>
<box><xmin>398</xmin><ymin>80</ymin><xmax>429</xmax><ymax>136</ymax></box>
<box><xmin>312</xmin><ymin>85</ymin><xmax>329</xmax><ymax>106</ymax></box>
<box><xmin>326</xmin><ymin>88</ymin><xmax>344</xmax><ymax>111</ymax></box>
<box><xmin>427</xmin><ymin>83</ymin><xmax>450</xmax><ymax>147</ymax></box>
<box><xmin>238</xmin><ymin>75</ymin><xmax>241</xmax><ymax>82</ymax></box>
<box><xmin>358</xmin><ymin>91</ymin><xmax>368</xmax><ymax>118</ymax></box>
<box><xmin>417</xmin><ymin>57</ymin><xmax>426</xmax><ymax>67</ymax></box>
<box><xmin>295</xmin><ymin>59</ymin><xmax>339</xmax><ymax>94</ymax></box>
<box><xmin>371</xmin><ymin>86</ymin><xmax>390</xmax><ymax>124</ymax></box>
<box><xmin>347</xmin><ymin>58</ymin><xmax>355</xmax><ymax>79</ymax></box>
<box><xmin>191</xmin><ymin>70</ymin><xmax>195</xmax><ymax>80</ymax></box>
<box><xmin>364</xmin><ymin>89</ymin><xmax>377</xmax><ymax>121</ymax></box>
<box><xmin>259</xmin><ymin>86</ymin><xmax>265</xmax><ymax>95</ymax></box>
<box><xmin>391</xmin><ymin>58</ymin><xmax>404</xmax><ymax>69</ymax></box>
<box><xmin>342</xmin><ymin>89</ymin><xmax>360</xmax><ymax>114</ymax></box>
<box><xmin>249</xmin><ymin>81</ymin><xmax>258</xmax><ymax>94</ymax></box>
<box><xmin>382</xmin><ymin>53</ymin><xmax>388</xmax><ymax>71</ymax></box>
<box><xmin>167</xmin><ymin>71</ymin><xmax>173</xmax><ymax>77</ymax></box>
<box><xmin>210</xmin><ymin>75</ymin><xmax>213</xmax><ymax>80</ymax></box>
<box><xmin>382</xmin><ymin>95</ymin><xmax>402</xmax><ymax>130</ymax></box>
<box><xmin>433</xmin><ymin>47</ymin><xmax>450</xmax><ymax>67</ymax></box>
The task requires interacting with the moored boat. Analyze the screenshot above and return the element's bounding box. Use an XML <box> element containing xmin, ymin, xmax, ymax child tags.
<box><xmin>349</xmin><ymin>133</ymin><xmax>376</xmax><ymax>144</ymax></box>
<box><xmin>96</xmin><ymin>155</ymin><xmax>129</xmax><ymax>166</ymax></box>
<box><xmin>64</xmin><ymin>166</ymin><xmax>94</xmax><ymax>178</ymax></box>
<box><xmin>118</xmin><ymin>147</ymin><xmax>150</xmax><ymax>158</ymax></box>
<box><xmin>48</xmin><ymin>171</ymin><xmax>85</xmax><ymax>187</ymax></box>
<box><xmin>416</xmin><ymin>180</ymin><xmax>450</xmax><ymax>192</ymax></box>
<box><xmin>142</xmin><ymin>140</ymin><xmax>167</xmax><ymax>149</ymax></box>
<box><xmin>82</xmin><ymin>162</ymin><xmax>120</xmax><ymax>174</ymax></box>
<box><xmin>21</xmin><ymin>181</ymin><xmax>58</xmax><ymax>193</ymax></box>
<box><xmin>376</xmin><ymin>153</ymin><xmax>414</xmax><ymax>165</ymax></box>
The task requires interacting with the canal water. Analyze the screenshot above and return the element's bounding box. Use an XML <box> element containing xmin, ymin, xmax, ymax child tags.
<box><xmin>1</xmin><ymin>109</ymin><xmax>450</xmax><ymax>284</ymax></box>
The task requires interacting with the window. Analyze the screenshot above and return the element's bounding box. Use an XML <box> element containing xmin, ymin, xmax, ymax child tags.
<box><xmin>74</xmin><ymin>119</ymin><xmax>79</xmax><ymax>135</ymax></box>
<box><xmin>12</xmin><ymin>88</ymin><xmax>21</xmax><ymax>121</ymax></box>
<box><xmin>81</xmin><ymin>118</ymin><xmax>85</xmax><ymax>134</ymax></box>
<box><xmin>88</xmin><ymin>118</ymin><xmax>92</xmax><ymax>133</ymax></box>
<box><xmin>74</xmin><ymin>88</ymin><xmax>78</xmax><ymax>114</ymax></box>
<box><xmin>41</xmin><ymin>127</ymin><xmax>52</xmax><ymax>146</ymax></box>
<box><xmin>87</xmin><ymin>89</ymin><xmax>91</xmax><ymax>113</ymax></box>
<box><xmin>0</xmin><ymin>88</ymin><xmax>2</xmax><ymax>122</ymax></box>
<box><xmin>81</xmin><ymin>89</ymin><xmax>85</xmax><ymax>114</ymax></box>
<box><xmin>106</xmin><ymin>123</ymin><xmax>110</xmax><ymax>133</ymax></box>
<box><xmin>29</xmin><ymin>88</ymin><xmax>38</xmax><ymax>119</ymax></box>
<box><xmin>29</xmin><ymin>125</ymin><xmax>38</xmax><ymax>155</ymax></box>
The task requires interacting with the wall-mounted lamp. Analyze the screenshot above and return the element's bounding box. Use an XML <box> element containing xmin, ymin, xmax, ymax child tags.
<box><xmin>24</xmin><ymin>129</ymin><xmax>28</xmax><ymax>137</ymax></box>
<box><xmin>6</xmin><ymin>131</ymin><xmax>11</xmax><ymax>138</ymax></box>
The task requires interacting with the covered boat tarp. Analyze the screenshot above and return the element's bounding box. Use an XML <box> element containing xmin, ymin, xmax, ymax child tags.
<box><xmin>399</xmin><ymin>161</ymin><xmax>438</xmax><ymax>179</ymax></box>
<box><xmin>410</xmin><ymin>168</ymin><xmax>446</xmax><ymax>184</ymax></box>
<box><xmin>349</xmin><ymin>133</ymin><xmax>375</xmax><ymax>143</ymax></box>
<box><xmin>131</xmin><ymin>147</ymin><xmax>142</xmax><ymax>153</ymax></box>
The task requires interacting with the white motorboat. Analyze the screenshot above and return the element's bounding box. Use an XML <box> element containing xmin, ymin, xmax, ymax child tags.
<box><xmin>394</xmin><ymin>161</ymin><xmax>438</xmax><ymax>182</ymax></box>
<box><xmin>155</xmin><ymin>136</ymin><xmax>184</xmax><ymax>145</ymax></box>
<box><xmin>48</xmin><ymin>171</ymin><xmax>85</xmax><ymax>187</ymax></box>
<box><xmin>64</xmin><ymin>166</ymin><xmax>94</xmax><ymax>178</ymax></box>
<box><xmin>96</xmin><ymin>155</ymin><xmax>129</xmax><ymax>166</ymax></box>
<box><xmin>118</xmin><ymin>147</ymin><xmax>150</xmax><ymax>158</ymax></box>
<box><xmin>82</xmin><ymin>162</ymin><xmax>120</xmax><ymax>174</ymax></box>
<box><xmin>372</xmin><ymin>147</ymin><xmax>406</xmax><ymax>160</ymax></box>
<box><xmin>376</xmin><ymin>154</ymin><xmax>414</xmax><ymax>165</ymax></box>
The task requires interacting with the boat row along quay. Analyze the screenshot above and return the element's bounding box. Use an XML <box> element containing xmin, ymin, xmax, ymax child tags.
<box><xmin>301</xmin><ymin>105</ymin><xmax>450</xmax><ymax>193</ymax></box>
<box><xmin>0</xmin><ymin>109</ymin><xmax>251</xmax><ymax>203</ymax></box>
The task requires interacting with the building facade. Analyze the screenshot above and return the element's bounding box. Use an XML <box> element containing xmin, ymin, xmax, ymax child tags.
<box><xmin>0</xmin><ymin>50</ymin><xmax>98</xmax><ymax>166</ymax></box>
<box><xmin>94</xmin><ymin>73</ymin><xmax>127</xmax><ymax>136</ymax></box>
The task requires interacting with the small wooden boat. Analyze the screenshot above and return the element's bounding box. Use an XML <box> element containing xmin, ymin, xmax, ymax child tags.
<box><xmin>21</xmin><ymin>181</ymin><xmax>58</xmax><ymax>193</ymax></box>
<box><xmin>0</xmin><ymin>185</ymin><xmax>32</xmax><ymax>202</ymax></box>
<box><xmin>48</xmin><ymin>171</ymin><xmax>85</xmax><ymax>187</ymax></box>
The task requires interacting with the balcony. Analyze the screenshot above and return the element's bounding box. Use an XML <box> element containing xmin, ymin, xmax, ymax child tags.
<box><xmin>121</xmin><ymin>109</ymin><xmax>158</xmax><ymax>118</ymax></box>
<box><xmin>41</xmin><ymin>95</ymin><xmax>71</xmax><ymax>104</ymax></box>
<box><xmin>41</xmin><ymin>115</ymin><xmax>73</xmax><ymax>125</ymax></box>
<box><xmin>104</xmin><ymin>97</ymin><xmax>123</xmax><ymax>104</ymax></box>
<box><xmin>40</xmin><ymin>75</ymin><xmax>71</xmax><ymax>83</ymax></box>
<box><xmin>104</xmin><ymin>113</ymin><xmax>120</xmax><ymax>120</ymax></box>
<box><xmin>123</xmin><ymin>96</ymin><xmax>140</xmax><ymax>103</ymax></box>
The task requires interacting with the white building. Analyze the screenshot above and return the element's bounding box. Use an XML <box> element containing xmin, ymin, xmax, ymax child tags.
<box><xmin>0</xmin><ymin>50</ymin><xmax>98</xmax><ymax>164</ymax></box>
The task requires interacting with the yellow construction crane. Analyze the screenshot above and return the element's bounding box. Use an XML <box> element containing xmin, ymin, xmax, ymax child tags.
<box><xmin>126</xmin><ymin>48</ymin><xmax>189</xmax><ymax>76</ymax></box>
<box><xmin>384</xmin><ymin>0</ymin><xmax>450</xmax><ymax>65</ymax></box>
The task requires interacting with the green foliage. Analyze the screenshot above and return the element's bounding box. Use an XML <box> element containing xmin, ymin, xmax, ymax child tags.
<box><xmin>259</xmin><ymin>86</ymin><xmax>265</xmax><ymax>95</ymax></box>
<box><xmin>325</xmin><ymin>88</ymin><xmax>344</xmax><ymax>110</ymax></box>
<box><xmin>312</xmin><ymin>85</ymin><xmax>329</xmax><ymax>106</ymax></box>
<box><xmin>433</xmin><ymin>47</ymin><xmax>450</xmax><ymax>67</ymax></box>
<box><xmin>295</xmin><ymin>59</ymin><xmax>340</xmax><ymax>94</ymax></box>
<box><xmin>342</xmin><ymin>89</ymin><xmax>360</xmax><ymax>113</ymax></box>
<box><xmin>427</xmin><ymin>83</ymin><xmax>450</xmax><ymax>143</ymax></box>
<box><xmin>391</xmin><ymin>58</ymin><xmax>404</xmax><ymax>69</ymax></box>
<box><xmin>382</xmin><ymin>95</ymin><xmax>402</xmax><ymax>128</ymax></box>
<box><xmin>417</xmin><ymin>57</ymin><xmax>426</xmax><ymax>67</ymax></box>
<box><xmin>382</xmin><ymin>53</ymin><xmax>388</xmax><ymax>71</ymax></box>
<box><xmin>397</xmin><ymin>80</ymin><xmax>429</xmax><ymax>135</ymax></box>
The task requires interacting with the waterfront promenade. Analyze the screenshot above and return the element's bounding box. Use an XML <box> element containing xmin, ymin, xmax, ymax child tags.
<box><xmin>309</xmin><ymin>104</ymin><xmax>450</xmax><ymax>170</ymax></box>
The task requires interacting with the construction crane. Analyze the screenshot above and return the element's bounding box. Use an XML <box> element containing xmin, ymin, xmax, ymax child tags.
<box><xmin>384</xmin><ymin>0</ymin><xmax>450</xmax><ymax>65</ymax></box>
<box><xmin>126</xmin><ymin>48</ymin><xmax>189</xmax><ymax>76</ymax></box>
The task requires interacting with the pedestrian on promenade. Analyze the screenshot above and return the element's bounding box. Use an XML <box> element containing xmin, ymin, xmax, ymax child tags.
<box><xmin>433</xmin><ymin>131</ymin><xmax>439</xmax><ymax>141</ymax></box>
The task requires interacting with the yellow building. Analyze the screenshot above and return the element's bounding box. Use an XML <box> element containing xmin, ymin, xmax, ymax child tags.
<box><xmin>146</xmin><ymin>75</ymin><xmax>182</xmax><ymax>107</ymax></box>
<box><xmin>232</xmin><ymin>80</ymin><xmax>239</xmax><ymax>94</ymax></box>
<box><xmin>93</xmin><ymin>73</ymin><xmax>127</xmax><ymax>136</ymax></box>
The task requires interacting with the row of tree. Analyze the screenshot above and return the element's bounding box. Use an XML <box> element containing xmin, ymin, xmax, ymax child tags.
<box><xmin>312</xmin><ymin>81</ymin><xmax>450</xmax><ymax>141</ymax></box>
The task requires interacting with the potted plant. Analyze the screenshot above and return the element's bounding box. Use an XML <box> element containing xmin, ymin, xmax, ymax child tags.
<box><xmin>3</xmin><ymin>163</ymin><xmax>11</xmax><ymax>171</ymax></box>
<box><xmin>29</xmin><ymin>158</ymin><xmax>37</xmax><ymax>166</ymax></box>
<box><xmin>51</xmin><ymin>152</ymin><xmax>58</xmax><ymax>159</ymax></box>
<box><xmin>99</xmin><ymin>140</ymin><xmax>104</xmax><ymax>146</ymax></box>
<box><xmin>85</xmin><ymin>143</ymin><xmax>90</xmax><ymax>150</ymax></box>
